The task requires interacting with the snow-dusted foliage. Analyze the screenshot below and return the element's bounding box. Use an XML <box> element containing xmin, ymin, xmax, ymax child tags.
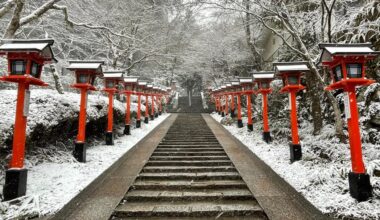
<box><xmin>212</xmin><ymin>113</ymin><xmax>380</xmax><ymax>219</ymax></box>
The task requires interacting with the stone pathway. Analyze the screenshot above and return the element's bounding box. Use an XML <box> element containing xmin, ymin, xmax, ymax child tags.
<box><xmin>111</xmin><ymin>114</ymin><xmax>267</xmax><ymax>219</ymax></box>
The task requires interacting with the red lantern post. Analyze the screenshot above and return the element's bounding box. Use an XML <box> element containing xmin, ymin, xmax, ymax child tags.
<box><xmin>0</xmin><ymin>39</ymin><xmax>56</xmax><ymax>201</ymax></box>
<box><xmin>319</xmin><ymin>43</ymin><xmax>379</xmax><ymax>201</ymax></box>
<box><xmin>146</xmin><ymin>83</ymin><xmax>154</xmax><ymax>120</ymax></box>
<box><xmin>274</xmin><ymin>62</ymin><xmax>309</xmax><ymax>162</ymax></box>
<box><xmin>253</xmin><ymin>71</ymin><xmax>275</xmax><ymax>143</ymax></box>
<box><xmin>153</xmin><ymin>86</ymin><xmax>160</xmax><ymax>118</ymax></box>
<box><xmin>123</xmin><ymin>76</ymin><xmax>139</xmax><ymax>135</ymax></box>
<box><xmin>220</xmin><ymin>85</ymin><xmax>227</xmax><ymax>117</ymax></box>
<box><xmin>239</xmin><ymin>77</ymin><xmax>255</xmax><ymax>131</ymax></box>
<box><xmin>231</xmin><ymin>80</ymin><xmax>240</xmax><ymax>123</ymax></box>
<box><xmin>67</xmin><ymin>60</ymin><xmax>104</xmax><ymax>163</ymax></box>
<box><xmin>102</xmin><ymin>71</ymin><xmax>124</xmax><ymax>144</ymax></box>
<box><xmin>136</xmin><ymin>80</ymin><xmax>147</xmax><ymax>128</ymax></box>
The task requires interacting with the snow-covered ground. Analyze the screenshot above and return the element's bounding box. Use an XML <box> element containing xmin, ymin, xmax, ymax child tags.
<box><xmin>0</xmin><ymin>113</ymin><xmax>169</xmax><ymax>219</ymax></box>
<box><xmin>211</xmin><ymin>113</ymin><xmax>380</xmax><ymax>220</ymax></box>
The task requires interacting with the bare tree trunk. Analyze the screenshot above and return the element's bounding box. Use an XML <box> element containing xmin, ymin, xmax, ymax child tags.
<box><xmin>49</xmin><ymin>64</ymin><xmax>64</xmax><ymax>94</ymax></box>
<box><xmin>305</xmin><ymin>73</ymin><xmax>323</xmax><ymax>135</ymax></box>
<box><xmin>3</xmin><ymin>0</ymin><xmax>24</xmax><ymax>38</ymax></box>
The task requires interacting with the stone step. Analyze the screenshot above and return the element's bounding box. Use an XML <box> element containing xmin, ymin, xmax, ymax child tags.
<box><xmin>154</xmin><ymin>148</ymin><xmax>224</xmax><ymax>152</ymax></box>
<box><xmin>152</xmin><ymin>152</ymin><xmax>226</xmax><ymax>156</ymax></box>
<box><xmin>131</xmin><ymin>180</ymin><xmax>248</xmax><ymax>190</ymax></box>
<box><xmin>146</xmin><ymin>160</ymin><xmax>232</xmax><ymax>166</ymax></box>
<box><xmin>113</xmin><ymin>202</ymin><xmax>266</xmax><ymax>218</ymax></box>
<box><xmin>150</xmin><ymin>156</ymin><xmax>229</xmax><ymax>161</ymax></box>
<box><xmin>123</xmin><ymin>189</ymin><xmax>254</xmax><ymax>202</ymax></box>
<box><xmin>160</xmin><ymin>141</ymin><xmax>220</xmax><ymax>144</ymax></box>
<box><xmin>142</xmin><ymin>166</ymin><xmax>236</xmax><ymax>173</ymax></box>
<box><xmin>137</xmin><ymin>172</ymin><xmax>241</xmax><ymax>181</ymax></box>
<box><xmin>157</xmin><ymin>144</ymin><xmax>222</xmax><ymax>148</ymax></box>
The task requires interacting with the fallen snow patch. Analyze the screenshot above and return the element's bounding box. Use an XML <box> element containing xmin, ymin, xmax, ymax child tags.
<box><xmin>211</xmin><ymin>112</ymin><xmax>380</xmax><ymax>220</ymax></box>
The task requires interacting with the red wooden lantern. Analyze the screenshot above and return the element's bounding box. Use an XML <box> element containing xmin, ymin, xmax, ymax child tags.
<box><xmin>153</xmin><ymin>86</ymin><xmax>160</xmax><ymax>118</ymax></box>
<box><xmin>253</xmin><ymin>71</ymin><xmax>275</xmax><ymax>143</ymax></box>
<box><xmin>0</xmin><ymin>39</ymin><xmax>56</xmax><ymax>201</ymax></box>
<box><xmin>67</xmin><ymin>60</ymin><xmax>104</xmax><ymax>163</ymax></box>
<box><xmin>123</xmin><ymin>76</ymin><xmax>139</xmax><ymax>135</ymax></box>
<box><xmin>230</xmin><ymin>80</ymin><xmax>240</xmax><ymax>119</ymax></box>
<box><xmin>239</xmin><ymin>77</ymin><xmax>255</xmax><ymax>131</ymax></box>
<box><xmin>220</xmin><ymin>85</ymin><xmax>227</xmax><ymax>117</ymax></box>
<box><xmin>102</xmin><ymin>71</ymin><xmax>124</xmax><ymax>145</ymax></box>
<box><xmin>274</xmin><ymin>62</ymin><xmax>309</xmax><ymax>162</ymax></box>
<box><xmin>146</xmin><ymin>83</ymin><xmax>154</xmax><ymax>120</ymax></box>
<box><xmin>319</xmin><ymin>43</ymin><xmax>379</xmax><ymax>201</ymax></box>
<box><xmin>136</xmin><ymin>80</ymin><xmax>147</xmax><ymax>127</ymax></box>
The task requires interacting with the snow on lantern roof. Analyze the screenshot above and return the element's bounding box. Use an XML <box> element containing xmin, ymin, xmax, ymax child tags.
<box><xmin>67</xmin><ymin>60</ymin><xmax>105</xmax><ymax>72</ymax></box>
<box><xmin>124</xmin><ymin>76</ymin><xmax>139</xmax><ymax>83</ymax></box>
<box><xmin>221</xmin><ymin>85</ymin><xmax>227</xmax><ymax>89</ymax></box>
<box><xmin>225</xmin><ymin>82</ymin><xmax>232</xmax><ymax>87</ymax></box>
<box><xmin>153</xmin><ymin>86</ymin><xmax>159</xmax><ymax>90</ymax></box>
<box><xmin>0</xmin><ymin>39</ymin><xmax>57</xmax><ymax>62</ymax></box>
<box><xmin>318</xmin><ymin>43</ymin><xmax>379</xmax><ymax>64</ymax></box>
<box><xmin>252</xmin><ymin>71</ymin><xmax>275</xmax><ymax>80</ymax></box>
<box><xmin>231</xmin><ymin>81</ymin><xmax>240</xmax><ymax>86</ymax></box>
<box><xmin>239</xmin><ymin>77</ymin><xmax>253</xmax><ymax>84</ymax></box>
<box><xmin>273</xmin><ymin>62</ymin><xmax>309</xmax><ymax>73</ymax></box>
<box><xmin>103</xmin><ymin>71</ymin><xmax>124</xmax><ymax>79</ymax></box>
<box><xmin>138</xmin><ymin>80</ymin><xmax>147</xmax><ymax>86</ymax></box>
<box><xmin>147</xmin><ymin>83</ymin><xmax>153</xmax><ymax>88</ymax></box>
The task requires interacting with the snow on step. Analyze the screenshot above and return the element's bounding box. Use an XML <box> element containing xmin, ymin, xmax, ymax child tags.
<box><xmin>152</xmin><ymin>151</ymin><xmax>226</xmax><ymax>156</ymax></box>
<box><xmin>124</xmin><ymin>189</ymin><xmax>254</xmax><ymax>202</ymax></box>
<box><xmin>142</xmin><ymin>166</ymin><xmax>236</xmax><ymax>173</ymax></box>
<box><xmin>113</xmin><ymin>201</ymin><xmax>266</xmax><ymax>218</ymax></box>
<box><xmin>150</xmin><ymin>156</ymin><xmax>229</xmax><ymax>161</ymax></box>
<box><xmin>146</xmin><ymin>160</ymin><xmax>233</xmax><ymax>166</ymax></box>
<box><xmin>137</xmin><ymin>172</ymin><xmax>242</xmax><ymax>180</ymax></box>
<box><xmin>155</xmin><ymin>147</ymin><xmax>224</xmax><ymax>152</ymax></box>
<box><xmin>132</xmin><ymin>180</ymin><xmax>248</xmax><ymax>190</ymax></box>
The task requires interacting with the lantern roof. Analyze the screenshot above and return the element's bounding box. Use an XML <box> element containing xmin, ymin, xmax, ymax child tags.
<box><xmin>138</xmin><ymin>80</ymin><xmax>147</xmax><ymax>86</ymax></box>
<box><xmin>153</xmin><ymin>86</ymin><xmax>159</xmax><ymax>90</ymax></box>
<box><xmin>166</xmin><ymin>87</ymin><xmax>171</xmax><ymax>91</ymax></box>
<box><xmin>103</xmin><ymin>71</ymin><xmax>124</xmax><ymax>79</ymax></box>
<box><xmin>221</xmin><ymin>85</ymin><xmax>227</xmax><ymax>89</ymax></box>
<box><xmin>0</xmin><ymin>39</ymin><xmax>57</xmax><ymax>62</ymax></box>
<box><xmin>147</xmin><ymin>83</ymin><xmax>153</xmax><ymax>88</ymax></box>
<box><xmin>318</xmin><ymin>43</ymin><xmax>379</xmax><ymax>64</ymax></box>
<box><xmin>225</xmin><ymin>82</ymin><xmax>232</xmax><ymax>87</ymax></box>
<box><xmin>124</xmin><ymin>76</ymin><xmax>139</xmax><ymax>83</ymax></box>
<box><xmin>273</xmin><ymin>62</ymin><xmax>309</xmax><ymax>74</ymax></box>
<box><xmin>231</xmin><ymin>80</ymin><xmax>240</xmax><ymax>86</ymax></box>
<box><xmin>252</xmin><ymin>71</ymin><xmax>275</xmax><ymax>80</ymax></box>
<box><xmin>239</xmin><ymin>77</ymin><xmax>253</xmax><ymax>84</ymax></box>
<box><xmin>67</xmin><ymin>60</ymin><xmax>104</xmax><ymax>75</ymax></box>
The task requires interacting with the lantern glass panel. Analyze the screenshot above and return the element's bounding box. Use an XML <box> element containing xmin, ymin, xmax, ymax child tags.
<box><xmin>333</xmin><ymin>65</ymin><xmax>343</xmax><ymax>82</ymax></box>
<box><xmin>78</xmin><ymin>74</ymin><xmax>89</xmax><ymax>84</ymax></box>
<box><xmin>288</xmin><ymin>76</ymin><xmax>299</xmax><ymax>85</ymax></box>
<box><xmin>261</xmin><ymin>82</ymin><xmax>270</xmax><ymax>89</ymax></box>
<box><xmin>106</xmin><ymin>80</ymin><xmax>115</xmax><ymax>88</ymax></box>
<box><xmin>347</xmin><ymin>64</ymin><xmax>362</xmax><ymax>78</ymax></box>
<box><xmin>11</xmin><ymin>60</ymin><xmax>26</xmax><ymax>75</ymax></box>
<box><xmin>90</xmin><ymin>75</ymin><xmax>96</xmax><ymax>85</ymax></box>
<box><xmin>30</xmin><ymin>62</ymin><xmax>40</xmax><ymax>78</ymax></box>
<box><xmin>125</xmin><ymin>84</ymin><xmax>133</xmax><ymax>91</ymax></box>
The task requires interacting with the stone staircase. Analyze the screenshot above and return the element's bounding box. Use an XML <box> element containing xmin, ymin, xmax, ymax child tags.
<box><xmin>112</xmin><ymin>114</ymin><xmax>267</xmax><ymax>219</ymax></box>
<box><xmin>169</xmin><ymin>96</ymin><xmax>211</xmax><ymax>113</ymax></box>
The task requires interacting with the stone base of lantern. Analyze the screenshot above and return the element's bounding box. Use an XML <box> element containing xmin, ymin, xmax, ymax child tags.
<box><xmin>159</xmin><ymin>111</ymin><xmax>162</xmax><ymax>115</ymax></box>
<box><xmin>73</xmin><ymin>142</ymin><xmax>86</xmax><ymax>163</ymax></box>
<box><xmin>289</xmin><ymin>143</ymin><xmax>302</xmax><ymax>162</ymax></box>
<box><xmin>155</xmin><ymin>112</ymin><xmax>159</xmax><ymax>118</ymax></box>
<box><xmin>247</xmin><ymin>124</ymin><xmax>253</xmax><ymax>131</ymax></box>
<box><xmin>230</xmin><ymin>109</ymin><xmax>235</xmax><ymax>118</ymax></box>
<box><xmin>105</xmin><ymin>131</ymin><xmax>114</xmax><ymax>145</ymax></box>
<box><xmin>221</xmin><ymin>112</ymin><xmax>225</xmax><ymax>117</ymax></box>
<box><xmin>124</xmin><ymin>124</ymin><xmax>131</xmax><ymax>135</ymax></box>
<box><xmin>349</xmin><ymin>172</ymin><xmax>372</xmax><ymax>202</ymax></box>
<box><xmin>237</xmin><ymin>119</ymin><xmax>243</xmax><ymax>128</ymax></box>
<box><xmin>3</xmin><ymin>168</ymin><xmax>27</xmax><ymax>201</ymax></box>
<box><xmin>136</xmin><ymin>119</ymin><xmax>141</xmax><ymax>128</ymax></box>
<box><xmin>150</xmin><ymin>114</ymin><xmax>154</xmax><ymax>120</ymax></box>
<box><xmin>263</xmin><ymin>132</ymin><xmax>272</xmax><ymax>143</ymax></box>
<box><xmin>218</xmin><ymin>111</ymin><xmax>221</xmax><ymax>115</ymax></box>
<box><xmin>144</xmin><ymin>117</ymin><xmax>149</xmax><ymax>124</ymax></box>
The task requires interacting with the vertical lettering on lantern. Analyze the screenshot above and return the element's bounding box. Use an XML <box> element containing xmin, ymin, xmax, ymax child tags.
<box><xmin>344</xmin><ymin>92</ymin><xmax>351</xmax><ymax>119</ymax></box>
<box><xmin>288</xmin><ymin>93</ymin><xmax>292</xmax><ymax>110</ymax></box>
<box><xmin>23</xmin><ymin>89</ymin><xmax>31</xmax><ymax>117</ymax></box>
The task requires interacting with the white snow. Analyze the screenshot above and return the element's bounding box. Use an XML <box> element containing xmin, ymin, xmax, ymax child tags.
<box><xmin>211</xmin><ymin>113</ymin><xmax>380</xmax><ymax>219</ymax></box>
<box><xmin>325</xmin><ymin>47</ymin><xmax>374</xmax><ymax>54</ymax></box>
<box><xmin>253</xmin><ymin>73</ymin><xmax>275</xmax><ymax>79</ymax></box>
<box><xmin>0</xmin><ymin>43</ymin><xmax>49</xmax><ymax>51</ymax></box>
<box><xmin>67</xmin><ymin>63</ymin><xmax>102</xmax><ymax>70</ymax></box>
<box><xmin>0</xmin><ymin>111</ymin><xmax>169</xmax><ymax>219</ymax></box>
<box><xmin>275</xmin><ymin>64</ymin><xmax>309</xmax><ymax>72</ymax></box>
